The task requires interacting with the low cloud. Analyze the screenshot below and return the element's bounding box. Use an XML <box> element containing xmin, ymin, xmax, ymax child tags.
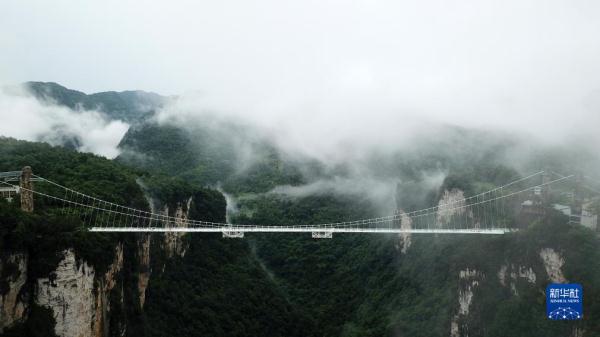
<box><xmin>3</xmin><ymin>0</ymin><xmax>600</xmax><ymax>164</ymax></box>
<box><xmin>268</xmin><ymin>171</ymin><xmax>446</xmax><ymax>214</ymax></box>
<box><xmin>0</xmin><ymin>85</ymin><xmax>129</xmax><ymax>158</ymax></box>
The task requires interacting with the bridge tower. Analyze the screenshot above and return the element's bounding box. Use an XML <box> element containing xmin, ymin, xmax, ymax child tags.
<box><xmin>20</xmin><ymin>166</ymin><xmax>34</xmax><ymax>212</ymax></box>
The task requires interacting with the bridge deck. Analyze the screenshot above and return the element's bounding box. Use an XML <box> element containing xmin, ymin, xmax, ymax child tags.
<box><xmin>90</xmin><ymin>227</ymin><xmax>513</xmax><ymax>234</ymax></box>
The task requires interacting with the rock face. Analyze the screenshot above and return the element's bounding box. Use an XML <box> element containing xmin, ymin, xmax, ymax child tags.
<box><xmin>164</xmin><ymin>197</ymin><xmax>192</xmax><ymax>258</ymax></box>
<box><xmin>137</xmin><ymin>234</ymin><xmax>151</xmax><ymax>308</ymax></box>
<box><xmin>36</xmin><ymin>246</ymin><xmax>124</xmax><ymax>337</ymax></box>
<box><xmin>96</xmin><ymin>245</ymin><xmax>125</xmax><ymax>337</ymax></box>
<box><xmin>36</xmin><ymin>250</ymin><xmax>97</xmax><ymax>337</ymax></box>
<box><xmin>1</xmin><ymin>187</ymin><xmax>201</xmax><ymax>335</ymax></box>
<box><xmin>136</xmin><ymin>195</ymin><xmax>195</xmax><ymax>308</ymax></box>
<box><xmin>539</xmin><ymin>248</ymin><xmax>566</xmax><ymax>283</ymax></box>
<box><xmin>396</xmin><ymin>211</ymin><xmax>412</xmax><ymax>254</ymax></box>
<box><xmin>436</xmin><ymin>189</ymin><xmax>470</xmax><ymax>228</ymax></box>
<box><xmin>497</xmin><ymin>264</ymin><xmax>537</xmax><ymax>295</ymax></box>
<box><xmin>451</xmin><ymin>268</ymin><xmax>483</xmax><ymax>337</ymax></box>
<box><xmin>0</xmin><ymin>253</ymin><xmax>28</xmax><ymax>332</ymax></box>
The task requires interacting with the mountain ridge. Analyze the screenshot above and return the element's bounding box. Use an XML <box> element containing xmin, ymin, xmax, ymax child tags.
<box><xmin>24</xmin><ymin>81</ymin><xmax>168</xmax><ymax>123</ymax></box>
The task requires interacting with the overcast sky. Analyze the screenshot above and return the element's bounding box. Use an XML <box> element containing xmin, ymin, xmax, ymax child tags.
<box><xmin>1</xmin><ymin>0</ymin><xmax>600</xmax><ymax>155</ymax></box>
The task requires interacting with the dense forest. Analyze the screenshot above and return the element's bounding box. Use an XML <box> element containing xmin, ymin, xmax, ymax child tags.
<box><xmin>1</xmin><ymin>83</ymin><xmax>600</xmax><ymax>337</ymax></box>
<box><xmin>24</xmin><ymin>82</ymin><xmax>166</xmax><ymax>123</ymax></box>
<box><xmin>114</xmin><ymin>115</ymin><xmax>600</xmax><ymax>337</ymax></box>
<box><xmin>0</xmin><ymin>138</ymin><xmax>313</xmax><ymax>337</ymax></box>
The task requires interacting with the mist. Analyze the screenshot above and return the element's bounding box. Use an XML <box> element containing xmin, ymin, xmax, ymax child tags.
<box><xmin>268</xmin><ymin>171</ymin><xmax>446</xmax><ymax>214</ymax></box>
<box><xmin>1</xmin><ymin>0</ymin><xmax>600</xmax><ymax>190</ymax></box>
<box><xmin>0</xmin><ymin>86</ymin><xmax>129</xmax><ymax>158</ymax></box>
<box><xmin>3</xmin><ymin>0</ymin><xmax>600</xmax><ymax>158</ymax></box>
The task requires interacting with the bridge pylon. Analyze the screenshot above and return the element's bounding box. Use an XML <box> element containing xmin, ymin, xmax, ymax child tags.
<box><xmin>20</xmin><ymin>166</ymin><xmax>34</xmax><ymax>213</ymax></box>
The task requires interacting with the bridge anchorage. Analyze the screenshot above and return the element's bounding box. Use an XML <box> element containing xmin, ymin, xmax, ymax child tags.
<box><xmin>1</xmin><ymin>167</ymin><xmax>593</xmax><ymax>238</ymax></box>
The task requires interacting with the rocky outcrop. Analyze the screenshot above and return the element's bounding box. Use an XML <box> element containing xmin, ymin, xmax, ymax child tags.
<box><xmin>396</xmin><ymin>211</ymin><xmax>412</xmax><ymax>254</ymax></box>
<box><xmin>0</xmin><ymin>190</ymin><xmax>205</xmax><ymax>335</ymax></box>
<box><xmin>514</xmin><ymin>266</ymin><xmax>536</xmax><ymax>284</ymax></box>
<box><xmin>539</xmin><ymin>248</ymin><xmax>566</xmax><ymax>283</ymax></box>
<box><xmin>497</xmin><ymin>264</ymin><xmax>536</xmax><ymax>295</ymax></box>
<box><xmin>0</xmin><ymin>253</ymin><xmax>28</xmax><ymax>332</ymax></box>
<box><xmin>95</xmin><ymin>244</ymin><xmax>125</xmax><ymax>337</ymax></box>
<box><xmin>437</xmin><ymin>189</ymin><xmax>470</xmax><ymax>228</ymax></box>
<box><xmin>36</xmin><ymin>250</ymin><xmax>97</xmax><ymax>337</ymax></box>
<box><xmin>137</xmin><ymin>234</ymin><xmax>151</xmax><ymax>308</ymax></box>
<box><xmin>164</xmin><ymin>197</ymin><xmax>192</xmax><ymax>258</ymax></box>
<box><xmin>36</xmin><ymin>246</ymin><xmax>124</xmax><ymax>337</ymax></box>
<box><xmin>451</xmin><ymin>268</ymin><xmax>483</xmax><ymax>337</ymax></box>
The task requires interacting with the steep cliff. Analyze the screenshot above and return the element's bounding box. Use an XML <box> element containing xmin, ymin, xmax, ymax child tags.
<box><xmin>0</xmin><ymin>190</ymin><xmax>216</xmax><ymax>337</ymax></box>
<box><xmin>436</xmin><ymin>189</ymin><xmax>469</xmax><ymax>227</ymax></box>
<box><xmin>0</xmin><ymin>253</ymin><xmax>28</xmax><ymax>332</ymax></box>
<box><xmin>136</xmin><ymin>196</ymin><xmax>194</xmax><ymax>309</ymax></box>
<box><xmin>396</xmin><ymin>211</ymin><xmax>413</xmax><ymax>254</ymax></box>
<box><xmin>35</xmin><ymin>247</ymin><xmax>123</xmax><ymax>337</ymax></box>
<box><xmin>162</xmin><ymin>197</ymin><xmax>192</xmax><ymax>258</ymax></box>
<box><xmin>0</xmin><ymin>138</ymin><xmax>193</xmax><ymax>336</ymax></box>
<box><xmin>136</xmin><ymin>235</ymin><xmax>151</xmax><ymax>309</ymax></box>
<box><xmin>451</xmin><ymin>268</ymin><xmax>483</xmax><ymax>337</ymax></box>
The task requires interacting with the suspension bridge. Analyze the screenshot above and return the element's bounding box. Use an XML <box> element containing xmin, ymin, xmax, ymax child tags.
<box><xmin>0</xmin><ymin>167</ymin><xmax>587</xmax><ymax>238</ymax></box>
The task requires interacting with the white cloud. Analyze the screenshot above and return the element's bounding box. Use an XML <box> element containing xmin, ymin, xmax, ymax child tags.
<box><xmin>2</xmin><ymin>0</ymin><xmax>600</xmax><ymax>161</ymax></box>
<box><xmin>0</xmin><ymin>86</ymin><xmax>129</xmax><ymax>158</ymax></box>
<box><xmin>267</xmin><ymin>171</ymin><xmax>446</xmax><ymax>214</ymax></box>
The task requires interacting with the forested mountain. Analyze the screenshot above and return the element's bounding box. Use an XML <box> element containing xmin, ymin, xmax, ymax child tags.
<box><xmin>0</xmin><ymin>138</ymin><xmax>311</xmax><ymax>337</ymax></box>
<box><xmin>24</xmin><ymin>82</ymin><xmax>167</xmax><ymax>123</ymax></box>
<box><xmin>114</xmin><ymin>118</ymin><xmax>600</xmax><ymax>337</ymax></box>
<box><xmin>1</xmin><ymin>83</ymin><xmax>600</xmax><ymax>337</ymax></box>
<box><xmin>117</xmin><ymin>121</ymin><xmax>307</xmax><ymax>193</ymax></box>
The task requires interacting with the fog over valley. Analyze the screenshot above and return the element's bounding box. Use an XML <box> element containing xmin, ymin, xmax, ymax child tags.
<box><xmin>2</xmin><ymin>0</ymin><xmax>600</xmax><ymax>162</ymax></box>
<box><xmin>1</xmin><ymin>1</ymin><xmax>600</xmax><ymax>337</ymax></box>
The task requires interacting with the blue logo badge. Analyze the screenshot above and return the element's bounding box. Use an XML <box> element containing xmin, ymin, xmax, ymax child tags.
<box><xmin>546</xmin><ymin>283</ymin><xmax>583</xmax><ymax>320</ymax></box>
